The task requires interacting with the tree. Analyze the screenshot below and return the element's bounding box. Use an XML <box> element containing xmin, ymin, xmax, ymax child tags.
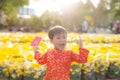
<box><xmin>109</xmin><ymin>0</ymin><xmax>120</xmax><ymax>19</ymax></box>
<box><xmin>62</xmin><ymin>0</ymin><xmax>95</xmax><ymax>31</ymax></box>
<box><xmin>0</xmin><ymin>0</ymin><xmax>28</xmax><ymax>13</ymax></box>
<box><xmin>29</xmin><ymin>16</ymin><xmax>44</xmax><ymax>31</ymax></box>
<box><xmin>0</xmin><ymin>0</ymin><xmax>29</xmax><ymax>28</ymax></box>
<box><xmin>93</xmin><ymin>0</ymin><xmax>109</xmax><ymax>27</ymax></box>
<box><xmin>83</xmin><ymin>0</ymin><xmax>95</xmax><ymax>27</ymax></box>
<box><xmin>40</xmin><ymin>11</ymin><xmax>62</xmax><ymax>30</ymax></box>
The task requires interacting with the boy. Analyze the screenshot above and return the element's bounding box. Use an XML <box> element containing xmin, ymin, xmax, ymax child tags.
<box><xmin>34</xmin><ymin>25</ymin><xmax>89</xmax><ymax>80</ymax></box>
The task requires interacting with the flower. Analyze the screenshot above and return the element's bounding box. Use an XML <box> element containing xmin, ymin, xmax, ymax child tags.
<box><xmin>34</xmin><ymin>72</ymin><xmax>41</xmax><ymax>79</ymax></box>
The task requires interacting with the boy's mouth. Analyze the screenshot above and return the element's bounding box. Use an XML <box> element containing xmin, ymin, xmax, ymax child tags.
<box><xmin>60</xmin><ymin>43</ymin><xmax>66</xmax><ymax>47</ymax></box>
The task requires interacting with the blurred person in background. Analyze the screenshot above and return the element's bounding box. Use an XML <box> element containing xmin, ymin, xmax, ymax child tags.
<box><xmin>114</xmin><ymin>20</ymin><xmax>120</xmax><ymax>34</ymax></box>
<box><xmin>82</xmin><ymin>19</ymin><xmax>89</xmax><ymax>33</ymax></box>
<box><xmin>110</xmin><ymin>20</ymin><xmax>114</xmax><ymax>32</ymax></box>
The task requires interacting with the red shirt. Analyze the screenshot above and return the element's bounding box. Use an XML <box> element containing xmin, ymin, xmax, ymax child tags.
<box><xmin>34</xmin><ymin>48</ymin><xmax>89</xmax><ymax>80</ymax></box>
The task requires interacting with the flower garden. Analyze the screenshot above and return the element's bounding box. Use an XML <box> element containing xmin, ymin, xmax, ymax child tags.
<box><xmin>0</xmin><ymin>32</ymin><xmax>120</xmax><ymax>80</ymax></box>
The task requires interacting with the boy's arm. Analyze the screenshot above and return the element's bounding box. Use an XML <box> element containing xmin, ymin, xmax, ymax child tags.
<box><xmin>79</xmin><ymin>48</ymin><xmax>89</xmax><ymax>63</ymax></box>
<box><xmin>71</xmin><ymin>48</ymin><xmax>89</xmax><ymax>63</ymax></box>
<box><xmin>31</xmin><ymin>37</ymin><xmax>47</xmax><ymax>64</ymax></box>
<box><xmin>34</xmin><ymin>46</ymin><xmax>47</xmax><ymax>64</ymax></box>
<box><xmin>71</xmin><ymin>36</ymin><xmax>89</xmax><ymax>63</ymax></box>
<box><xmin>34</xmin><ymin>50</ymin><xmax>47</xmax><ymax>64</ymax></box>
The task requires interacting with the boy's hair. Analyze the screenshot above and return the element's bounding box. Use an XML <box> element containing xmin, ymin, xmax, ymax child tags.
<box><xmin>48</xmin><ymin>25</ymin><xmax>67</xmax><ymax>39</ymax></box>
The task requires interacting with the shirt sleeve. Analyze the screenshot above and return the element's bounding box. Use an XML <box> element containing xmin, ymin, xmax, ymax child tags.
<box><xmin>71</xmin><ymin>48</ymin><xmax>89</xmax><ymax>63</ymax></box>
<box><xmin>34</xmin><ymin>51</ymin><xmax>47</xmax><ymax>64</ymax></box>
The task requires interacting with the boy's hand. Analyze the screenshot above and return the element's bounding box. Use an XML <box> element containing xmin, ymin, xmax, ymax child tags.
<box><xmin>34</xmin><ymin>46</ymin><xmax>38</xmax><ymax>52</ymax></box>
<box><xmin>31</xmin><ymin>36</ymin><xmax>42</xmax><ymax>52</ymax></box>
<box><xmin>79</xmin><ymin>36</ymin><xmax>83</xmax><ymax>48</ymax></box>
<box><xmin>31</xmin><ymin>36</ymin><xmax>42</xmax><ymax>46</ymax></box>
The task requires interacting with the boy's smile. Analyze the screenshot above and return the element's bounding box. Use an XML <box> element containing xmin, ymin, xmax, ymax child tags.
<box><xmin>50</xmin><ymin>32</ymin><xmax>67</xmax><ymax>50</ymax></box>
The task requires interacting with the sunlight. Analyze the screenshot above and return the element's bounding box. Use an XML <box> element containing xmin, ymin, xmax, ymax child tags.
<box><xmin>29</xmin><ymin>0</ymin><xmax>100</xmax><ymax>16</ymax></box>
<box><xmin>47</xmin><ymin>0</ymin><xmax>80</xmax><ymax>13</ymax></box>
<box><xmin>91</xmin><ymin>0</ymin><xmax>100</xmax><ymax>7</ymax></box>
<box><xmin>29</xmin><ymin>0</ymin><xmax>80</xmax><ymax>16</ymax></box>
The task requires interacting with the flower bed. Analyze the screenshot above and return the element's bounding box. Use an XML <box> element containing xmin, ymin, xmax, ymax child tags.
<box><xmin>0</xmin><ymin>32</ymin><xmax>120</xmax><ymax>80</ymax></box>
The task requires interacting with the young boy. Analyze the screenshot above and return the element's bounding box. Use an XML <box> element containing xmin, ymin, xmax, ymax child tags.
<box><xmin>34</xmin><ymin>26</ymin><xmax>89</xmax><ymax>80</ymax></box>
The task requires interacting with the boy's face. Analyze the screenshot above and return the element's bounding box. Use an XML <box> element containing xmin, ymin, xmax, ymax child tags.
<box><xmin>50</xmin><ymin>32</ymin><xmax>67</xmax><ymax>50</ymax></box>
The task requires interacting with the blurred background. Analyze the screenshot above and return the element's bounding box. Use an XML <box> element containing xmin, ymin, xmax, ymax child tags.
<box><xmin>0</xmin><ymin>0</ymin><xmax>120</xmax><ymax>80</ymax></box>
<box><xmin>0</xmin><ymin>0</ymin><xmax>120</xmax><ymax>33</ymax></box>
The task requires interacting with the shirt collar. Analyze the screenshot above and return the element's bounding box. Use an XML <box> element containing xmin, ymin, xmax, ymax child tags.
<box><xmin>53</xmin><ymin>48</ymin><xmax>64</xmax><ymax>53</ymax></box>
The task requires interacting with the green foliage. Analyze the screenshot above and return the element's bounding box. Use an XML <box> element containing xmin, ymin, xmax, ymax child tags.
<box><xmin>30</xmin><ymin>16</ymin><xmax>44</xmax><ymax>31</ymax></box>
<box><xmin>1</xmin><ymin>61</ymin><xmax>119</xmax><ymax>80</ymax></box>
<box><xmin>70</xmin><ymin>64</ymin><xmax>81</xmax><ymax>80</ymax></box>
<box><xmin>109</xmin><ymin>0</ymin><xmax>120</xmax><ymax>18</ymax></box>
<box><xmin>93</xmin><ymin>0</ymin><xmax>109</xmax><ymax>27</ymax></box>
<box><xmin>0</xmin><ymin>0</ymin><xmax>28</xmax><ymax>10</ymax></box>
<box><xmin>1</xmin><ymin>0</ymin><xmax>120</xmax><ymax>30</ymax></box>
<box><xmin>112</xmin><ymin>9</ymin><xmax>120</xmax><ymax>19</ymax></box>
<box><xmin>106</xmin><ymin>59</ymin><xmax>120</xmax><ymax>79</ymax></box>
<box><xmin>81</xmin><ymin>62</ymin><xmax>96</xmax><ymax>80</ymax></box>
<box><xmin>0</xmin><ymin>0</ymin><xmax>29</xmax><ymax>27</ymax></box>
<box><xmin>0</xmin><ymin>0</ymin><xmax>28</xmax><ymax>16</ymax></box>
<box><xmin>41</xmin><ymin>11</ymin><xmax>62</xmax><ymax>27</ymax></box>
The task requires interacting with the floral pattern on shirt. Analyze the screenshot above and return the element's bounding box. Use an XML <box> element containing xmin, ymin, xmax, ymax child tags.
<box><xmin>34</xmin><ymin>48</ymin><xmax>89</xmax><ymax>80</ymax></box>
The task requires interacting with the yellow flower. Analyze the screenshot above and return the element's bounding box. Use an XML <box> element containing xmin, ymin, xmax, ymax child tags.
<box><xmin>71</xmin><ymin>62</ymin><xmax>78</xmax><ymax>65</ymax></box>
<box><xmin>25</xmin><ymin>70</ymin><xmax>31</xmax><ymax>75</ymax></box>
<box><xmin>11</xmin><ymin>74</ymin><xmax>16</xmax><ymax>79</ymax></box>
<box><xmin>0</xmin><ymin>61</ymin><xmax>3</xmax><ymax>66</ymax></box>
<box><xmin>83</xmin><ymin>71</ymin><xmax>87</xmax><ymax>74</ymax></box>
<box><xmin>114</xmin><ymin>62</ymin><xmax>120</xmax><ymax>67</ymax></box>
<box><xmin>86</xmin><ymin>69</ymin><xmax>91</xmax><ymax>73</ymax></box>
<box><xmin>71</xmin><ymin>72</ymin><xmax>75</xmax><ymax>75</ymax></box>
<box><xmin>100</xmin><ymin>68</ymin><xmax>105</xmax><ymax>72</ymax></box>
<box><xmin>19</xmin><ymin>71</ymin><xmax>24</xmax><ymax>75</ymax></box>
<box><xmin>95</xmin><ymin>68</ymin><xmax>98</xmax><ymax>73</ymax></box>
<box><xmin>115</xmin><ymin>72</ymin><xmax>119</xmax><ymax>75</ymax></box>
<box><xmin>5</xmin><ymin>72</ymin><xmax>9</xmax><ymax>76</ymax></box>
<box><xmin>100</xmin><ymin>61</ymin><xmax>106</xmax><ymax>65</ymax></box>
<box><xmin>34</xmin><ymin>72</ymin><xmax>41</xmax><ymax>79</ymax></box>
<box><xmin>90</xmin><ymin>66</ymin><xmax>94</xmax><ymax>70</ymax></box>
<box><xmin>2</xmin><ymin>68</ymin><xmax>8</xmax><ymax>73</ymax></box>
<box><xmin>75</xmin><ymin>69</ymin><xmax>80</xmax><ymax>72</ymax></box>
<box><xmin>9</xmin><ymin>67</ymin><xmax>13</xmax><ymax>72</ymax></box>
<box><xmin>101</xmin><ymin>72</ymin><xmax>105</xmax><ymax>75</ymax></box>
<box><xmin>88</xmin><ymin>55</ymin><xmax>94</xmax><ymax>62</ymax></box>
<box><xmin>26</xmin><ymin>54</ymin><xmax>34</xmax><ymax>61</ymax></box>
<box><xmin>84</xmin><ymin>63</ymin><xmax>90</xmax><ymax>67</ymax></box>
<box><xmin>31</xmin><ymin>62</ymin><xmax>41</xmax><ymax>69</ymax></box>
